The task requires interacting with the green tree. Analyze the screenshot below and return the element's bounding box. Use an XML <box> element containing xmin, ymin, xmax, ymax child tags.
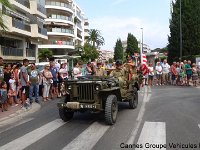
<box><xmin>81</xmin><ymin>43</ymin><xmax>99</xmax><ymax>62</ymax></box>
<box><xmin>168</xmin><ymin>0</ymin><xmax>200</xmax><ymax>63</ymax></box>
<box><xmin>126</xmin><ymin>33</ymin><xmax>139</xmax><ymax>56</ymax></box>
<box><xmin>114</xmin><ymin>39</ymin><xmax>123</xmax><ymax>61</ymax></box>
<box><xmin>87</xmin><ymin>29</ymin><xmax>105</xmax><ymax>48</ymax></box>
<box><xmin>0</xmin><ymin>0</ymin><xmax>12</xmax><ymax>30</ymax></box>
<box><xmin>38</xmin><ymin>48</ymin><xmax>53</xmax><ymax>62</ymax></box>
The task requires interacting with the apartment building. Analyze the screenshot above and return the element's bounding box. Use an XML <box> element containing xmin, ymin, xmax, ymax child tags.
<box><xmin>98</xmin><ymin>50</ymin><xmax>114</xmax><ymax>61</ymax></box>
<box><xmin>38</xmin><ymin>0</ymin><xmax>88</xmax><ymax>57</ymax></box>
<box><xmin>0</xmin><ymin>0</ymin><xmax>47</xmax><ymax>63</ymax></box>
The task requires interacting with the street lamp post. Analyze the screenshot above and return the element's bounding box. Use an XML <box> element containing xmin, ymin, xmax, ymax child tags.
<box><xmin>140</xmin><ymin>28</ymin><xmax>143</xmax><ymax>63</ymax></box>
<box><xmin>180</xmin><ymin>0</ymin><xmax>182</xmax><ymax>61</ymax></box>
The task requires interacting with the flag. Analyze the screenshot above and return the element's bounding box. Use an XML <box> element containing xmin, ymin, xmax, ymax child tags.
<box><xmin>142</xmin><ymin>53</ymin><xmax>147</xmax><ymax>64</ymax></box>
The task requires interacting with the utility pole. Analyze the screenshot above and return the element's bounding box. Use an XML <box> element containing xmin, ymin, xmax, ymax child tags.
<box><xmin>180</xmin><ymin>0</ymin><xmax>182</xmax><ymax>61</ymax></box>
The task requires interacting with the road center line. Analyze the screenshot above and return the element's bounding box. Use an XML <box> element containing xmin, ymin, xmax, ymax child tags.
<box><xmin>0</xmin><ymin>118</ymin><xmax>34</xmax><ymax>134</ymax></box>
<box><xmin>0</xmin><ymin>119</ymin><xmax>66</xmax><ymax>150</ymax></box>
<box><xmin>62</xmin><ymin>122</ymin><xmax>110</xmax><ymax>150</ymax></box>
<box><xmin>126</xmin><ymin>86</ymin><xmax>151</xmax><ymax>144</ymax></box>
<box><xmin>135</xmin><ymin>122</ymin><xmax>166</xmax><ymax>150</ymax></box>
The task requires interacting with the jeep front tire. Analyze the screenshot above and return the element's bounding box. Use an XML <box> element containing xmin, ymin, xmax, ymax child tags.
<box><xmin>59</xmin><ymin>108</ymin><xmax>74</xmax><ymax>122</ymax></box>
<box><xmin>105</xmin><ymin>95</ymin><xmax>118</xmax><ymax>125</ymax></box>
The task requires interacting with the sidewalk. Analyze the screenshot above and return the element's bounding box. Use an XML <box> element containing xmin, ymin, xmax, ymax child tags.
<box><xmin>0</xmin><ymin>102</ymin><xmax>41</xmax><ymax>123</ymax></box>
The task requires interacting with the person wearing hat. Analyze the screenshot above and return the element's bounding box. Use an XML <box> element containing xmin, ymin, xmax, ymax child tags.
<box><xmin>95</xmin><ymin>61</ymin><xmax>107</xmax><ymax>76</ymax></box>
<box><xmin>43</xmin><ymin>64</ymin><xmax>53</xmax><ymax>101</ymax></box>
<box><xmin>110</xmin><ymin>60</ymin><xmax>127</xmax><ymax>96</ymax></box>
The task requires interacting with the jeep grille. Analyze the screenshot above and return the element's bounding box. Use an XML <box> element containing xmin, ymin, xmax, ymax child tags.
<box><xmin>78</xmin><ymin>84</ymin><xmax>94</xmax><ymax>101</ymax></box>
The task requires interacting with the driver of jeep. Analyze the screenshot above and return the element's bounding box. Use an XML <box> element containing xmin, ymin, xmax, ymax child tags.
<box><xmin>109</xmin><ymin>60</ymin><xmax>128</xmax><ymax>96</ymax></box>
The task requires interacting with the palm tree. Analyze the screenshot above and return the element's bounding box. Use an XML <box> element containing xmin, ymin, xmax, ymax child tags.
<box><xmin>0</xmin><ymin>0</ymin><xmax>12</xmax><ymax>30</ymax></box>
<box><xmin>87</xmin><ymin>29</ymin><xmax>105</xmax><ymax>48</ymax></box>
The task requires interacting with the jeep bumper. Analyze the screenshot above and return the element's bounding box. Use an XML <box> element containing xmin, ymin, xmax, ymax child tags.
<box><xmin>57</xmin><ymin>102</ymin><xmax>101</xmax><ymax>110</ymax></box>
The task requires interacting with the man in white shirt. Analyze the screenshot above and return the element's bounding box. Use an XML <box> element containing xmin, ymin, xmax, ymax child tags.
<box><xmin>162</xmin><ymin>59</ymin><xmax>170</xmax><ymax>85</ymax></box>
<box><xmin>155</xmin><ymin>62</ymin><xmax>163</xmax><ymax>85</ymax></box>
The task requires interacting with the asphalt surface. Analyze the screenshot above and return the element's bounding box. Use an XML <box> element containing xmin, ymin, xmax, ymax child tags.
<box><xmin>0</xmin><ymin>86</ymin><xmax>199</xmax><ymax>150</ymax></box>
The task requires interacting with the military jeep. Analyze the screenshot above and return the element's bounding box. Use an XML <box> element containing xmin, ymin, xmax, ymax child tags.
<box><xmin>57</xmin><ymin>76</ymin><xmax>139</xmax><ymax>125</ymax></box>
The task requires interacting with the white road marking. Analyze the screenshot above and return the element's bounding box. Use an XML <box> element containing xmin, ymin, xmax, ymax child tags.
<box><xmin>62</xmin><ymin>122</ymin><xmax>110</xmax><ymax>150</ymax></box>
<box><xmin>0</xmin><ymin>119</ymin><xmax>66</xmax><ymax>150</ymax></box>
<box><xmin>198</xmin><ymin>124</ymin><xmax>200</xmax><ymax>129</ymax></box>
<box><xmin>0</xmin><ymin>118</ymin><xmax>34</xmax><ymax>134</ymax></box>
<box><xmin>136</xmin><ymin>122</ymin><xmax>166</xmax><ymax>150</ymax></box>
<box><xmin>126</xmin><ymin>86</ymin><xmax>152</xmax><ymax>144</ymax></box>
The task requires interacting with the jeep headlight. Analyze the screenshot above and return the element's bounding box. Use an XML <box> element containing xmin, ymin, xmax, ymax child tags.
<box><xmin>68</xmin><ymin>85</ymin><xmax>72</xmax><ymax>90</ymax></box>
<box><xmin>95</xmin><ymin>85</ymin><xmax>100</xmax><ymax>91</ymax></box>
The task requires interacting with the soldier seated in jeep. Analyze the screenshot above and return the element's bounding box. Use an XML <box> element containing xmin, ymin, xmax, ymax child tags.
<box><xmin>110</xmin><ymin>59</ymin><xmax>139</xmax><ymax>97</ymax></box>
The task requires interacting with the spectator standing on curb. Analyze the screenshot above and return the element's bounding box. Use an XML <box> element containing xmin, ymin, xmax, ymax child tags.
<box><xmin>0</xmin><ymin>57</ymin><xmax>4</xmax><ymax>85</ymax></box>
<box><xmin>171</xmin><ymin>62</ymin><xmax>178</xmax><ymax>85</ymax></box>
<box><xmin>58</xmin><ymin>63</ymin><xmax>68</xmax><ymax>97</ymax></box>
<box><xmin>185</xmin><ymin>60</ymin><xmax>192</xmax><ymax>86</ymax></box>
<box><xmin>55</xmin><ymin>60</ymin><xmax>61</xmax><ymax>72</ymax></box>
<box><xmin>155</xmin><ymin>62</ymin><xmax>163</xmax><ymax>85</ymax></box>
<box><xmin>8</xmin><ymin>73</ymin><xmax>18</xmax><ymax>106</ymax></box>
<box><xmin>28</xmin><ymin>63</ymin><xmax>40</xmax><ymax>104</ymax></box>
<box><xmin>0</xmin><ymin>81</ymin><xmax>8</xmax><ymax>112</ymax></box>
<box><xmin>148</xmin><ymin>62</ymin><xmax>154</xmax><ymax>86</ymax></box>
<box><xmin>12</xmin><ymin>64</ymin><xmax>20</xmax><ymax>97</ymax></box>
<box><xmin>192</xmin><ymin>63</ymin><xmax>198</xmax><ymax>87</ymax></box>
<box><xmin>43</xmin><ymin>64</ymin><xmax>53</xmax><ymax>101</ymax></box>
<box><xmin>4</xmin><ymin>64</ymin><xmax>12</xmax><ymax>92</ymax></box>
<box><xmin>162</xmin><ymin>59</ymin><xmax>170</xmax><ymax>85</ymax></box>
<box><xmin>176</xmin><ymin>62</ymin><xmax>181</xmax><ymax>85</ymax></box>
<box><xmin>49</xmin><ymin>61</ymin><xmax>58</xmax><ymax>99</ymax></box>
<box><xmin>20</xmin><ymin>59</ymin><xmax>30</xmax><ymax>108</ymax></box>
<box><xmin>183</xmin><ymin>60</ymin><xmax>187</xmax><ymax>85</ymax></box>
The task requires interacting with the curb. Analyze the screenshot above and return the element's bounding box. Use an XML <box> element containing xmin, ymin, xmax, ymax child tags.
<box><xmin>0</xmin><ymin>103</ymin><xmax>41</xmax><ymax>126</ymax></box>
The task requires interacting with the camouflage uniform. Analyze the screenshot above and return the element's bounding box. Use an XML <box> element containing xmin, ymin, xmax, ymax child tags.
<box><xmin>109</xmin><ymin>63</ymin><xmax>127</xmax><ymax>97</ymax></box>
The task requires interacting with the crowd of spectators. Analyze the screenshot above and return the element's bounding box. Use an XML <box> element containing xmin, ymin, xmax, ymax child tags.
<box><xmin>0</xmin><ymin>57</ymin><xmax>113</xmax><ymax>112</ymax></box>
<box><xmin>146</xmin><ymin>59</ymin><xmax>200</xmax><ymax>87</ymax></box>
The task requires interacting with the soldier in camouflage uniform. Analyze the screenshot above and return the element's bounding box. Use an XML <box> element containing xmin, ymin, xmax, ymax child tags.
<box><xmin>123</xmin><ymin>57</ymin><xmax>140</xmax><ymax>92</ymax></box>
<box><xmin>109</xmin><ymin>60</ymin><xmax>128</xmax><ymax>97</ymax></box>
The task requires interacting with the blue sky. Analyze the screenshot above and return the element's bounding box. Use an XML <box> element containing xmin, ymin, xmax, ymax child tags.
<box><xmin>75</xmin><ymin>0</ymin><xmax>171</xmax><ymax>51</ymax></box>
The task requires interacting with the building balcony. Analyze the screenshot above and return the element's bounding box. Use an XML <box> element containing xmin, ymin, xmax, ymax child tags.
<box><xmin>30</xmin><ymin>0</ymin><xmax>46</xmax><ymax>19</ymax></box>
<box><xmin>12</xmin><ymin>18</ymin><xmax>31</xmax><ymax>32</ymax></box>
<box><xmin>45</xmin><ymin>1</ymin><xmax>73</xmax><ymax>14</ymax></box>
<box><xmin>31</xmin><ymin>24</ymin><xmax>48</xmax><ymax>40</ymax></box>
<box><xmin>45</xmin><ymin>14</ymin><xmax>73</xmax><ymax>25</ymax></box>
<box><xmin>37</xmin><ymin>3</ymin><xmax>46</xmax><ymax>15</ymax></box>
<box><xmin>26</xmin><ymin>48</ymin><xmax>36</xmax><ymax>57</ymax></box>
<box><xmin>38</xmin><ymin>27</ymin><xmax>48</xmax><ymax>36</ymax></box>
<box><xmin>15</xmin><ymin>0</ymin><xmax>30</xmax><ymax>8</ymax></box>
<box><xmin>38</xmin><ymin>40</ymin><xmax>74</xmax><ymax>49</ymax></box>
<box><xmin>47</xmin><ymin>28</ymin><xmax>74</xmax><ymax>37</ymax></box>
<box><xmin>76</xmin><ymin>12</ymin><xmax>82</xmax><ymax>20</ymax></box>
<box><xmin>77</xmin><ymin>34</ymin><xmax>82</xmax><ymax>39</ymax></box>
<box><xmin>77</xmin><ymin>23</ymin><xmax>83</xmax><ymax>31</ymax></box>
<box><xmin>11</xmin><ymin>0</ymin><xmax>30</xmax><ymax>13</ymax></box>
<box><xmin>1</xmin><ymin>46</ymin><xmax>23</xmax><ymax>59</ymax></box>
<box><xmin>3</xmin><ymin>15</ymin><xmax>32</xmax><ymax>37</ymax></box>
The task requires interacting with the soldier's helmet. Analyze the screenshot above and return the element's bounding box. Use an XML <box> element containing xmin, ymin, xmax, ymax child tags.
<box><xmin>115</xmin><ymin>60</ymin><xmax>122</xmax><ymax>66</ymax></box>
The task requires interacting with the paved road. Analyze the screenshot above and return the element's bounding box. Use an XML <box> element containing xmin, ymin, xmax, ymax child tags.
<box><xmin>0</xmin><ymin>86</ymin><xmax>199</xmax><ymax>150</ymax></box>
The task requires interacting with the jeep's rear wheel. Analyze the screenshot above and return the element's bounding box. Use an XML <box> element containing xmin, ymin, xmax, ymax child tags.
<box><xmin>105</xmin><ymin>95</ymin><xmax>118</xmax><ymax>125</ymax></box>
<box><xmin>129</xmin><ymin>88</ymin><xmax>138</xmax><ymax>109</ymax></box>
<box><xmin>59</xmin><ymin>108</ymin><xmax>74</xmax><ymax>122</ymax></box>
